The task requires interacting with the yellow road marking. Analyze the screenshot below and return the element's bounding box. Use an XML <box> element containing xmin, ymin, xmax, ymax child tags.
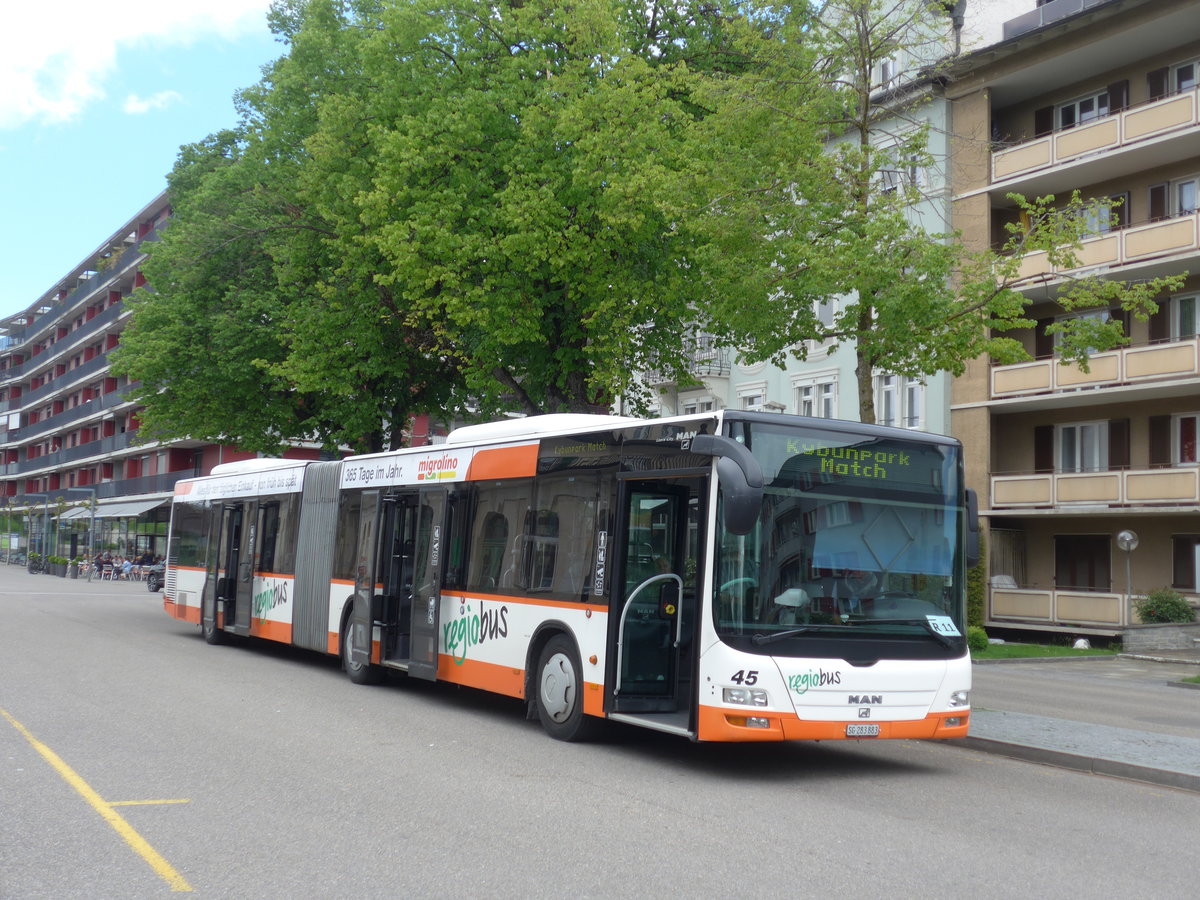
<box><xmin>1</xmin><ymin>708</ymin><xmax>193</xmax><ymax>893</ymax></box>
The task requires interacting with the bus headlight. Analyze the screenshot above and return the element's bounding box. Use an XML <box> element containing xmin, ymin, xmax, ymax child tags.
<box><xmin>724</xmin><ymin>687</ymin><xmax>769</xmax><ymax>707</ymax></box>
<box><xmin>949</xmin><ymin>690</ymin><xmax>970</xmax><ymax>708</ymax></box>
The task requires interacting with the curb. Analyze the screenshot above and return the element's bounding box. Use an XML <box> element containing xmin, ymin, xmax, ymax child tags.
<box><xmin>1118</xmin><ymin>653</ymin><xmax>1200</xmax><ymax>666</ymax></box>
<box><xmin>952</xmin><ymin>736</ymin><xmax>1200</xmax><ymax>794</ymax></box>
<box><xmin>972</xmin><ymin>655</ymin><xmax>1117</xmax><ymax>665</ymax></box>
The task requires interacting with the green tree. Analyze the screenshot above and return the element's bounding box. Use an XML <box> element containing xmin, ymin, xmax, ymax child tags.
<box><xmin>118</xmin><ymin>0</ymin><xmax>753</xmax><ymax>442</ymax></box>
<box><xmin>354</xmin><ymin>0</ymin><xmax>742</xmax><ymax>414</ymax></box>
<box><xmin>117</xmin><ymin>1</ymin><xmax>461</xmax><ymax>453</ymax></box>
<box><xmin>695</xmin><ymin>0</ymin><xmax>1183</xmax><ymax>423</ymax></box>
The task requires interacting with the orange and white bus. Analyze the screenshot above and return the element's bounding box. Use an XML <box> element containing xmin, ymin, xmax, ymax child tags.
<box><xmin>163</xmin><ymin>412</ymin><xmax>976</xmax><ymax>742</ymax></box>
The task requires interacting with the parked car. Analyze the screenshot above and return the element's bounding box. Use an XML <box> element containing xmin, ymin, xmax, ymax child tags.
<box><xmin>146</xmin><ymin>562</ymin><xmax>165</xmax><ymax>592</ymax></box>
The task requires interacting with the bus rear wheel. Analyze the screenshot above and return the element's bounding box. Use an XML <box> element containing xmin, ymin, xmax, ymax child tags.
<box><xmin>534</xmin><ymin>634</ymin><xmax>598</xmax><ymax>742</ymax></box>
<box><xmin>341</xmin><ymin>616</ymin><xmax>384</xmax><ymax>685</ymax></box>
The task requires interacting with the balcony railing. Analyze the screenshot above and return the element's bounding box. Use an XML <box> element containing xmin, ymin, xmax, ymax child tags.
<box><xmin>93</xmin><ymin>471</ymin><xmax>194</xmax><ymax>500</ymax></box>
<box><xmin>6</xmin><ymin>384</ymin><xmax>138</xmax><ymax>443</ymax></box>
<box><xmin>1014</xmin><ymin>210</ymin><xmax>1199</xmax><ymax>285</ymax></box>
<box><xmin>992</xmin><ymin>87</ymin><xmax>1198</xmax><ymax>184</ymax></box>
<box><xmin>644</xmin><ymin>335</ymin><xmax>732</xmax><ymax>385</ymax></box>
<box><xmin>15</xmin><ymin>431</ymin><xmax>140</xmax><ymax>476</ymax></box>
<box><xmin>0</xmin><ymin>302</ymin><xmax>125</xmax><ymax>385</ymax></box>
<box><xmin>991</xmin><ymin>336</ymin><xmax>1200</xmax><ymax>399</ymax></box>
<box><xmin>990</xmin><ymin>586</ymin><xmax>1128</xmax><ymax>629</ymax></box>
<box><xmin>992</xmin><ymin>466</ymin><xmax>1200</xmax><ymax>508</ymax></box>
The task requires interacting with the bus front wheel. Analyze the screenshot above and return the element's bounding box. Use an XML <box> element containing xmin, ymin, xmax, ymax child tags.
<box><xmin>534</xmin><ymin>634</ymin><xmax>598</xmax><ymax>742</ymax></box>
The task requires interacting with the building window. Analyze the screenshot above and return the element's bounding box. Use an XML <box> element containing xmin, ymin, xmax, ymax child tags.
<box><xmin>878</xmin><ymin>55</ymin><xmax>898</xmax><ymax>91</ymax></box>
<box><xmin>741</xmin><ymin>393</ymin><xmax>764</xmax><ymax>410</ymax></box>
<box><xmin>1175</xmin><ymin>61</ymin><xmax>1197</xmax><ymax>94</ymax></box>
<box><xmin>1171</xmin><ymin>295</ymin><xmax>1198</xmax><ymax>339</ymax></box>
<box><xmin>875</xmin><ymin>375</ymin><xmax>923</xmax><ymax>430</ymax></box>
<box><xmin>1058</xmin><ymin>90</ymin><xmax>1109</xmax><ymax>130</ymax></box>
<box><xmin>1172</xmin><ymin>535</ymin><xmax>1200</xmax><ymax>590</ymax></box>
<box><xmin>682</xmin><ymin>398</ymin><xmax>715</xmax><ymax>416</ymax></box>
<box><xmin>796</xmin><ymin>378</ymin><xmax>837</xmax><ymax>419</ymax></box>
<box><xmin>1082</xmin><ymin>193</ymin><xmax>1129</xmax><ymax>235</ymax></box>
<box><xmin>1058</xmin><ymin>421</ymin><xmax>1109</xmax><ymax>473</ymax></box>
<box><xmin>1174</xmin><ymin>414</ymin><xmax>1199</xmax><ymax>465</ymax></box>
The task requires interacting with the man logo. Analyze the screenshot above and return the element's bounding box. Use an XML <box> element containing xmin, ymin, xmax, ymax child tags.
<box><xmin>848</xmin><ymin>695</ymin><xmax>883</xmax><ymax>704</ymax></box>
<box><xmin>858</xmin><ymin>708</ymin><xmax>871</xmax><ymax>719</ymax></box>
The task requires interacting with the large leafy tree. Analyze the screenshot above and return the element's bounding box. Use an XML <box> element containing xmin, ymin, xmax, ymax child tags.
<box><xmin>117</xmin><ymin>0</ymin><xmax>753</xmax><ymax>446</ymax></box>
<box><xmin>116</xmin><ymin>0</ymin><xmax>458</xmax><ymax>453</ymax></box>
<box><xmin>695</xmin><ymin>0</ymin><xmax>1183</xmax><ymax>423</ymax></box>
<box><xmin>353</xmin><ymin>0</ymin><xmax>747</xmax><ymax>414</ymax></box>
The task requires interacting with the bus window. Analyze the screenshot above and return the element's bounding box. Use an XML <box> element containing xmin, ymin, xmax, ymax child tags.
<box><xmin>466</xmin><ymin>481</ymin><xmax>531</xmax><ymax>593</ymax></box>
<box><xmin>477</xmin><ymin>512</ymin><xmax>508</xmax><ymax>589</ymax></box>
<box><xmin>257</xmin><ymin>502</ymin><xmax>280</xmax><ymax>573</ymax></box>
<box><xmin>521</xmin><ymin>509</ymin><xmax>559</xmax><ymax>591</ymax></box>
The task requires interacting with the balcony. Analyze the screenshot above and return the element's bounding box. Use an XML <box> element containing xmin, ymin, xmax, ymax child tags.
<box><xmin>644</xmin><ymin>334</ymin><xmax>732</xmax><ymax>386</ymax></box>
<box><xmin>1013</xmin><ymin>210</ymin><xmax>1199</xmax><ymax>289</ymax></box>
<box><xmin>990</xmin><ymin>586</ymin><xmax>1128</xmax><ymax>630</ymax></box>
<box><xmin>992</xmin><ymin>466</ymin><xmax>1200</xmax><ymax>509</ymax></box>
<box><xmin>991</xmin><ymin>337</ymin><xmax>1200</xmax><ymax>401</ymax></box>
<box><xmin>990</xmin><ymin>88</ymin><xmax>1200</xmax><ymax>196</ymax></box>
<box><xmin>1002</xmin><ymin>0</ymin><xmax>1110</xmax><ymax>40</ymax></box>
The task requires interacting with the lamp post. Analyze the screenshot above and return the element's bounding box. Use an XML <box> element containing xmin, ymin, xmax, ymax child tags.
<box><xmin>1116</xmin><ymin>529</ymin><xmax>1139</xmax><ymax>623</ymax></box>
<box><xmin>21</xmin><ymin>493</ymin><xmax>49</xmax><ymax>571</ymax></box>
<box><xmin>61</xmin><ymin>488</ymin><xmax>97</xmax><ymax>575</ymax></box>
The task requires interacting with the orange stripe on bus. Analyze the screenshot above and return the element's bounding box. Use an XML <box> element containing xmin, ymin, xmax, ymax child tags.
<box><xmin>441</xmin><ymin>589</ymin><xmax>606</xmax><ymax>615</ymax></box>
<box><xmin>466</xmin><ymin>443</ymin><xmax>539</xmax><ymax>481</ymax></box>
<box><xmin>696</xmin><ymin>706</ymin><xmax>970</xmax><ymax>743</ymax></box>
<box><xmin>435</xmin><ymin>654</ymin><xmax>604</xmax><ymax>718</ymax></box>
<box><xmin>250</xmin><ymin>619</ymin><xmax>293</xmax><ymax>643</ymax></box>
<box><xmin>162</xmin><ymin>598</ymin><xmax>200</xmax><ymax>624</ymax></box>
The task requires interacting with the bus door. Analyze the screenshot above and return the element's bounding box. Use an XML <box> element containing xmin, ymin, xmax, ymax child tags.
<box><xmin>611</xmin><ymin>478</ymin><xmax>704</xmax><ymax>720</ymax></box>
<box><xmin>352</xmin><ymin>489</ymin><xmax>446</xmax><ymax>680</ymax></box>
<box><xmin>213</xmin><ymin>500</ymin><xmax>256</xmax><ymax>635</ymax></box>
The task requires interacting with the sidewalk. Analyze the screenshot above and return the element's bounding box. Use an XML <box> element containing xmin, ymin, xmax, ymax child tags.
<box><xmin>955</xmin><ymin>651</ymin><xmax>1200</xmax><ymax>794</ymax></box>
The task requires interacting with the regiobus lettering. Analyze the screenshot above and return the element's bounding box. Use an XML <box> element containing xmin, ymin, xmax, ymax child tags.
<box><xmin>162</xmin><ymin>412</ymin><xmax>974</xmax><ymax>744</ymax></box>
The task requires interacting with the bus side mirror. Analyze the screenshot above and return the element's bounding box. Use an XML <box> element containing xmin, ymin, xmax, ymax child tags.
<box><xmin>689</xmin><ymin>434</ymin><xmax>764</xmax><ymax>536</ymax></box>
<box><xmin>965</xmin><ymin>488</ymin><xmax>980</xmax><ymax>569</ymax></box>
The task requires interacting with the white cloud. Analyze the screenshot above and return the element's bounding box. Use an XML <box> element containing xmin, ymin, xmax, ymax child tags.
<box><xmin>123</xmin><ymin>91</ymin><xmax>185</xmax><ymax>115</ymax></box>
<box><xmin>0</xmin><ymin>1</ymin><xmax>273</xmax><ymax>130</ymax></box>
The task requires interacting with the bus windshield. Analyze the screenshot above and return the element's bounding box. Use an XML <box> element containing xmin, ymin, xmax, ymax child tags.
<box><xmin>714</xmin><ymin>422</ymin><xmax>965</xmax><ymax>657</ymax></box>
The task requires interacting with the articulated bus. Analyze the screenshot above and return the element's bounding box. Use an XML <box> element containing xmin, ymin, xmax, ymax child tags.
<box><xmin>163</xmin><ymin>412</ymin><xmax>977</xmax><ymax>742</ymax></box>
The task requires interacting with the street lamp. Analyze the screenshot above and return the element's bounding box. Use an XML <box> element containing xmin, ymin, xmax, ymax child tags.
<box><xmin>61</xmin><ymin>488</ymin><xmax>97</xmax><ymax>567</ymax></box>
<box><xmin>1116</xmin><ymin>529</ymin><xmax>1139</xmax><ymax>622</ymax></box>
<box><xmin>21</xmin><ymin>493</ymin><xmax>50</xmax><ymax>570</ymax></box>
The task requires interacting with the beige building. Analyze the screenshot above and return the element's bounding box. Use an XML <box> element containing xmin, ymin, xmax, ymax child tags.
<box><xmin>948</xmin><ymin>0</ymin><xmax>1200</xmax><ymax>635</ymax></box>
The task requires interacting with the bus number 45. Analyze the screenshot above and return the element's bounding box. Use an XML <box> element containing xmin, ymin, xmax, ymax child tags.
<box><xmin>730</xmin><ymin>669</ymin><xmax>759</xmax><ymax>685</ymax></box>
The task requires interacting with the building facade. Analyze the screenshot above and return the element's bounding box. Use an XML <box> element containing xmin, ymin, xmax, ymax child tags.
<box><xmin>948</xmin><ymin>0</ymin><xmax>1200</xmax><ymax>634</ymax></box>
<box><xmin>0</xmin><ymin>193</ymin><xmax>322</xmax><ymax>561</ymax></box>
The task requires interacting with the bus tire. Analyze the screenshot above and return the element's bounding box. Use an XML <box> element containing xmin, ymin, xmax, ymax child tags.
<box><xmin>534</xmin><ymin>634</ymin><xmax>598</xmax><ymax>742</ymax></box>
<box><xmin>202</xmin><ymin>605</ymin><xmax>225</xmax><ymax>646</ymax></box>
<box><xmin>341</xmin><ymin>615</ymin><xmax>384</xmax><ymax>686</ymax></box>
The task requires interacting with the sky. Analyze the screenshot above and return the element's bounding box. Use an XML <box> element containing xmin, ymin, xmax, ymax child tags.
<box><xmin>0</xmin><ymin>1</ymin><xmax>281</xmax><ymax>316</ymax></box>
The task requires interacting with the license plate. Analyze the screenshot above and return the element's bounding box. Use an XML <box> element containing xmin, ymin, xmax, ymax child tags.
<box><xmin>846</xmin><ymin>724</ymin><xmax>880</xmax><ymax>737</ymax></box>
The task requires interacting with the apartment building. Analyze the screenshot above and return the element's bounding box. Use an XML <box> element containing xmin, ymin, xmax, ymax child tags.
<box><xmin>0</xmin><ymin>193</ymin><xmax>321</xmax><ymax>560</ymax></box>
<box><xmin>948</xmin><ymin>0</ymin><xmax>1200</xmax><ymax>634</ymax></box>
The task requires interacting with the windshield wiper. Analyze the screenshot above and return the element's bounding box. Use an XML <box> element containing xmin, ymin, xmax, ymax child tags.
<box><xmin>752</xmin><ymin>618</ymin><xmax>959</xmax><ymax>648</ymax></box>
<box><xmin>751</xmin><ymin>624</ymin><xmax>847</xmax><ymax>645</ymax></box>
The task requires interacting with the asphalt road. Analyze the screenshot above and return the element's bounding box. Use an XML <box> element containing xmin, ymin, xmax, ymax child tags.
<box><xmin>971</xmin><ymin>656</ymin><xmax>1200</xmax><ymax>738</ymax></box>
<box><xmin>2</xmin><ymin>568</ymin><xmax>1196</xmax><ymax>899</ymax></box>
